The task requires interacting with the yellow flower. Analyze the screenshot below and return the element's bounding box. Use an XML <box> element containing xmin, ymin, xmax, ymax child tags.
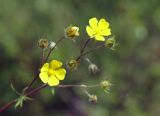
<box><xmin>65</xmin><ymin>26</ymin><xmax>79</xmax><ymax>38</ymax></box>
<box><xmin>39</xmin><ymin>60</ymin><xmax>66</xmax><ymax>86</ymax></box>
<box><xmin>86</xmin><ymin>17</ymin><xmax>111</xmax><ymax>41</ymax></box>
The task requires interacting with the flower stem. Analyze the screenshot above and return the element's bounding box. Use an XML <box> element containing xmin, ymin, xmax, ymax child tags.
<box><xmin>58</xmin><ymin>84</ymin><xmax>99</xmax><ymax>88</ymax></box>
<box><xmin>81</xmin><ymin>44</ymin><xmax>105</xmax><ymax>57</ymax></box>
<box><xmin>40</xmin><ymin>48</ymin><xmax>45</xmax><ymax>67</ymax></box>
<box><xmin>0</xmin><ymin>100</ymin><xmax>17</xmax><ymax>113</ymax></box>
<box><xmin>76</xmin><ymin>38</ymin><xmax>90</xmax><ymax>61</ymax></box>
<box><xmin>23</xmin><ymin>72</ymin><xmax>39</xmax><ymax>92</ymax></box>
<box><xmin>45</xmin><ymin>36</ymin><xmax>65</xmax><ymax>62</ymax></box>
<box><xmin>80</xmin><ymin>38</ymin><xmax>90</xmax><ymax>54</ymax></box>
<box><xmin>0</xmin><ymin>83</ymin><xmax>99</xmax><ymax>113</ymax></box>
<box><xmin>25</xmin><ymin>84</ymin><xmax>47</xmax><ymax>97</ymax></box>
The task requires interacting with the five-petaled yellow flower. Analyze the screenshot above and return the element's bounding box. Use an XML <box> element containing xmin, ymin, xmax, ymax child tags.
<box><xmin>86</xmin><ymin>17</ymin><xmax>111</xmax><ymax>41</ymax></box>
<box><xmin>39</xmin><ymin>60</ymin><xmax>66</xmax><ymax>86</ymax></box>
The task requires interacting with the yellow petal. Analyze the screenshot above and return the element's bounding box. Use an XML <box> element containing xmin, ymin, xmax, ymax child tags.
<box><xmin>50</xmin><ymin>60</ymin><xmax>62</xmax><ymax>69</ymax></box>
<box><xmin>41</xmin><ymin>63</ymin><xmax>49</xmax><ymax>72</ymax></box>
<box><xmin>89</xmin><ymin>17</ymin><xmax>98</xmax><ymax>29</ymax></box>
<box><xmin>55</xmin><ymin>68</ymin><xmax>66</xmax><ymax>80</ymax></box>
<box><xmin>98</xmin><ymin>18</ymin><xmax>109</xmax><ymax>30</ymax></box>
<box><xmin>39</xmin><ymin>72</ymin><xmax>48</xmax><ymax>83</ymax></box>
<box><xmin>48</xmin><ymin>75</ymin><xmax>59</xmax><ymax>86</ymax></box>
<box><xmin>99</xmin><ymin>29</ymin><xmax>111</xmax><ymax>36</ymax></box>
<box><xmin>86</xmin><ymin>26</ymin><xmax>95</xmax><ymax>37</ymax></box>
<box><xmin>95</xmin><ymin>35</ymin><xmax>105</xmax><ymax>41</ymax></box>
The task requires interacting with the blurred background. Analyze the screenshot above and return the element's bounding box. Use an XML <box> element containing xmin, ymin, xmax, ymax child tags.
<box><xmin>0</xmin><ymin>0</ymin><xmax>160</xmax><ymax>116</ymax></box>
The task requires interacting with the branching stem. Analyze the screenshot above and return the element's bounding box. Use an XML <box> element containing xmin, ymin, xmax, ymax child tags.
<box><xmin>0</xmin><ymin>83</ymin><xmax>99</xmax><ymax>113</ymax></box>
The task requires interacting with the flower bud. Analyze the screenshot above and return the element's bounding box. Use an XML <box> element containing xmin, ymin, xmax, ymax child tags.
<box><xmin>65</xmin><ymin>26</ymin><xmax>79</xmax><ymax>38</ymax></box>
<box><xmin>105</xmin><ymin>36</ymin><xmax>116</xmax><ymax>50</ymax></box>
<box><xmin>67</xmin><ymin>59</ymin><xmax>78</xmax><ymax>70</ymax></box>
<box><xmin>49</xmin><ymin>41</ymin><xmax>56</xmax><ymax>49</ymax></box>
<box><xmin>100</xmin><ymin>80</ymin><xmax>111</xmax><ymax>92</ymax></box>
<box><xmin>89</xmin><ymin>94</ymin><xmax>98</xmax><ymax>103</ymax></box>
<box><xmin>88</xmin><ymin>64</ymin><xmax>100</xmax><ymax>75</ymax></box>
<box><xmin>38</xmin><ymin>38</ymin><xmax>49</xmax><ymax>49</ymax></box>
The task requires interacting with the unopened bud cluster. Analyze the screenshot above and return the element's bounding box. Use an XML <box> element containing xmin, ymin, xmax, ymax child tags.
<box><xmin>100</xmin><ymin>80</ymin><xmax>111</xmax><ymax>90</ymax></box>
<box><xmin>67</xmin><ymin>59</ymin><xmax>78</xmax><ymax>70</ymax></box>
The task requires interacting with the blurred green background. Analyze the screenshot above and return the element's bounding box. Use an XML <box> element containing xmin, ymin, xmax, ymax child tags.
<box><xmin>1</xmin><ymin>0</ymin><xmax>160</xmax><ymax>116</ymax></box>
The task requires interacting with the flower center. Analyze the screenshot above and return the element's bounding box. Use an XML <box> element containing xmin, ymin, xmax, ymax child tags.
<box><xmin>48</xmin><ymin>69</ymin><xmax>54</xmax><ymax>75</ymax></box>
<box><xmin>93</xmin><ymin>29</ymin><xmax>100</xmax><ymax>37</ymax></box>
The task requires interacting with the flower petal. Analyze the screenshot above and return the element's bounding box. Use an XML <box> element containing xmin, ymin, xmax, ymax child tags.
<box><xmin>89</xmin><ymin>17</ymin><xmax>98</xmax><ymax>29</ymax></box>
<box><xmin>55</xmin><ymin>68</ymin><xmax>66</xmax><ymax>80</ymax></box>
<box><xmin>95</xmin><ymin>35</ymin><xmax>105</xmax><ymax>41</ymax></box>
<box><xmin>99</xmin><ymin>29</ymin><xmax>111</xmax><ymax>36</ymax></box>
<box><xmin>86</xmin><ymin>26</ymin><xmax>95</xmax><ymax>37</ymax></box>
<box><xmin>98</xmin><ymin>18</ymin><xmax>109</xmax><ymax>30</ymax></box>
<box><xmin>41</xmin><ymin>63</ymin><xmax>49</xmax><ymax>72</ymax></box>
<box><xmin>48</xmin><ymin>75</ymin><xmax>59</xmax><ymax>86</ymax></box>
<box><xmin>39</xmin><ymin>72</ymin><xmax>49</xmax><ymax>83</ymax></box>
<box><xmin>50</xmin><ymin>60</ymin><xmax>62</xmax><ymax>69</ymax></box>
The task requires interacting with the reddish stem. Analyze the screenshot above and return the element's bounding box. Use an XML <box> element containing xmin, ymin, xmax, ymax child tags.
<box><xmin>76</xmin><ymin>38</ymin><xmax>90</xmax><ymax>61</ymax></box>
<box><xmin>0</xmin><ymin>84</ymin><xmax>47</xmax><ymax>113</ymax></box>
<box><xmin>0</xmin><ymin>100</ymin><xmax>17</xmax><ymax>113</ymax></box>
<box><xmin>0</xmin><ymin>83</ymin><xmax>99</xmax><ymax>113</ymax></box>
<box><xmin>45</xmin><ymin>36</ymin><xmax>65</xmax><ymax>62</ymax></box>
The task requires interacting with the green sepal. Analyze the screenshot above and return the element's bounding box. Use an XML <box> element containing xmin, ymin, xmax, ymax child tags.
<box><xmin>15</xmin><ymin>95</ymin><xmax>33</xmax><ymax>109</ymax></box>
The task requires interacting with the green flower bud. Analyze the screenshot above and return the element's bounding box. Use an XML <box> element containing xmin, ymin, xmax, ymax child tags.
<box><xmin>67</xmin><ymin>59</ymin><xmax>78</xmax><ymax>70</ymax></box>
<box><xmin>38</xmin><ymin>38</ymin><xmax>49</xmax><ymax>49</ymax></box>
<box><xmin>89</xmin><ymin>94</ymin><xmax>98</xmax><ymax>103</ymax></box>
<box><xmin>100</xmin><ymin>80</ymin><xmax>111</xmax><ymax>92</ymax></box>
<box><xmin>105</xmin><ymin>36</ymin><xmax>116</xmax><ymax>50</ymax></box>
